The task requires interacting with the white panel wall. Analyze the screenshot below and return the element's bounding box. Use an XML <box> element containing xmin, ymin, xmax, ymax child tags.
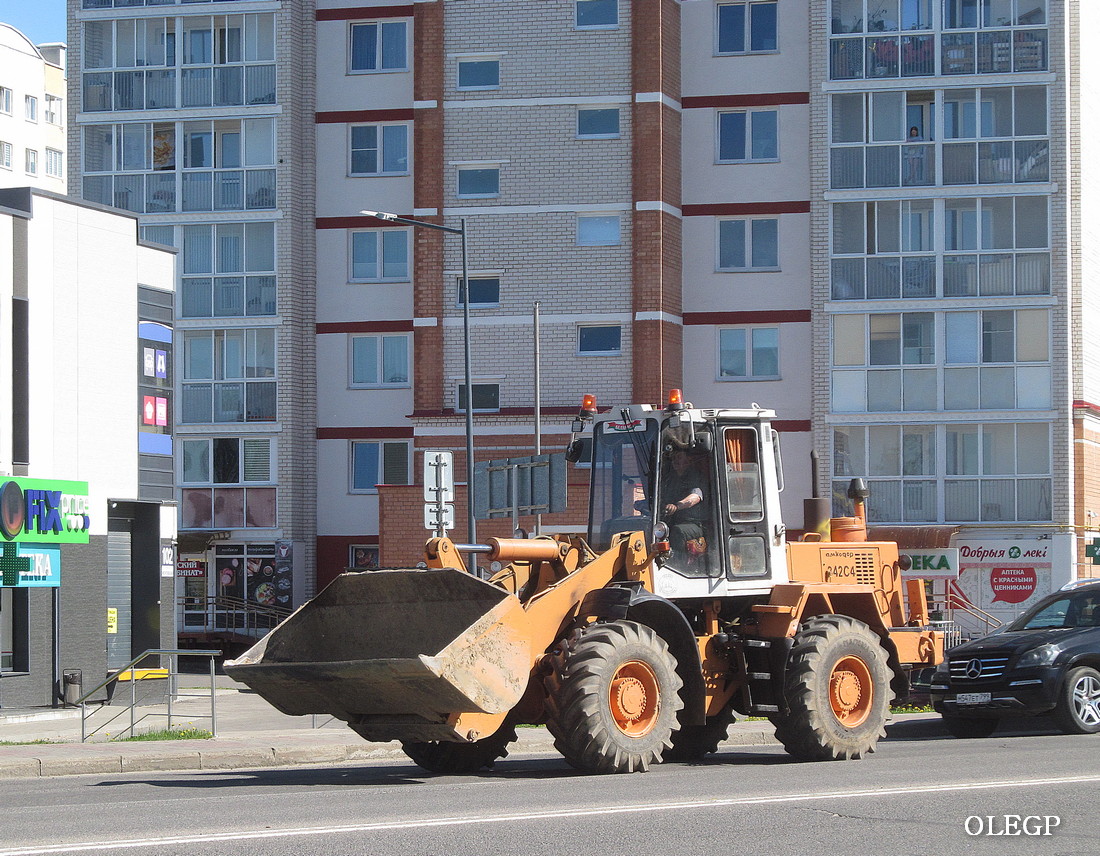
<box><xmin>316</xmin><ymin>437</ymin><xmax>380</xmax><ymax>535</ymax></box>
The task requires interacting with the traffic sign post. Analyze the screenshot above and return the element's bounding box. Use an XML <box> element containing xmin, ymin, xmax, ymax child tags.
<box><xmin>423</xmin><ymin>451</ymin><xmax>455</xmax><ymax>535</ymax></box>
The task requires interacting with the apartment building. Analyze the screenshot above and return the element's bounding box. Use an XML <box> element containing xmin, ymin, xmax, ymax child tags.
<box><xmin>0</xmin><ymin>25</ymin><xmax>67</xmax><ymax>192</ymax></box>
<box><xmin>69</xmin><ymin>0</ymin><xmax>317</xmax><ymax>626</ymax></box>
<box><xmin>69</xmin><ymin>0</ymin><xmax>1096</xmax><ymax>632</ymax></box>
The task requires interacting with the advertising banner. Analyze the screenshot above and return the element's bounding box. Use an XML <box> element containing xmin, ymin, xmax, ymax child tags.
<box><xmin>0</xmin><ymin>478</ymin><xmax>90</xmax><ymax>544</ymax></box>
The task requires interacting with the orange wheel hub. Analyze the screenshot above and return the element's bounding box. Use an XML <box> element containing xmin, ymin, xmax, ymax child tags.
<box><xmin>829</xmin><ymin>655</ymin><xmax>873</xmax><ymax>727</ymax></box>
<box><xmin>609</xmin><ymin>660</ymin><xmax>660</xmax><ymax>737</ymax></box>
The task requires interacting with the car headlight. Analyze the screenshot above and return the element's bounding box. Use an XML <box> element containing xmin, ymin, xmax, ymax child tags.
<box><xmin>1015</xmin><ymin>644</ymin><xmax>1059</xmax><ymax>669</ymax></box>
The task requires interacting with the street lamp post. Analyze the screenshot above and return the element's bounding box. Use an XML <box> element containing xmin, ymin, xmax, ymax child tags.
<box><xmin>360</xmin><ymin>211</ymin><xmax>476</xmax><ymax>551</ymax></box>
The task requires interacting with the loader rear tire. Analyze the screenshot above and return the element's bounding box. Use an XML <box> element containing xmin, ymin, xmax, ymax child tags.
<box><xmin>771</xmin><ymin>615</ymin><xmax>892</xmax><ymax>761</ymax></box>
<box><xmin>544</xmin><ymin>620</ymin><xmax>683</xmax><ymax>773</ymax></box>
<box><xmin>664</xmin><ymin>703</ymin><xmax>739</xmax><ymax>761</ymax></box>
<box><xmin>401</xmin><ymin>721</ymin><xmax>517</xmax><ymax>775</ymax></box>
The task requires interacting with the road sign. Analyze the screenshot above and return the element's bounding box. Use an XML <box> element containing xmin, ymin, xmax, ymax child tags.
<box><xmin>472</xmin><ymin>454</ymin><xmax>567</xmax><ymax>521</ymax></box>
<box><xmin>423</xmin><ymin>451</ymin><xmax>455</xmax><ymax>503</ymax></box>
<box><xmin>424</xmin><ymin>504</ymin><xmax>455</xmax><ymax>531</ymax></box>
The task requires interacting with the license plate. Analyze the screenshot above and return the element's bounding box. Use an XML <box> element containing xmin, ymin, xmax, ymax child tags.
<box><xmin>956</xmin><ymin>692</ymin><xmax>991</xmax><ymax>705</ymax></box>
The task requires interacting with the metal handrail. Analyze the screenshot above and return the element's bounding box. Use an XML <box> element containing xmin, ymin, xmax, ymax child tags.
<box><xmin>76</xmin><ymin>648</ymin><xmax>220</xmax><ymax>743</ymax></box>
<box><xmin>178</xmin><ymin>594</ymin><xmax>292</xmax><ymax>634</ymax></box>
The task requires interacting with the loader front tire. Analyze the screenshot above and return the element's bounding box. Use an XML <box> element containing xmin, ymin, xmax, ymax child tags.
<box><xmin>401</xmin><ymin>721</ymin><xmax>517</xmax><ymax>775</ymax></box>
<box><xmin>544</xmin><ymin>620</ymin><xmax>683</xmax><ymax>773</ymax></box>
<box><xmin>771</xmin><ymin>615</ymin><xmax>892</xmax><ymax>761</ymax></box>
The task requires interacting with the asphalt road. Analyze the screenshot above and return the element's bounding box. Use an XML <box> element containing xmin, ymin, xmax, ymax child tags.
<box><xmin>1</xmin><ymin>722</ymin><xmax>1097</xmax><ymax>856</ymax></box>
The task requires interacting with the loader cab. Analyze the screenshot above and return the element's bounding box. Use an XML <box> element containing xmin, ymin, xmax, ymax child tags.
<box><xmin>586</xmin><ymin>404</ymin><xmax>789</xmax><ymax>597</ymax></box>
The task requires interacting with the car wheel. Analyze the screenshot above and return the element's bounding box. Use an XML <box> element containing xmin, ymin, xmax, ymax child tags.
<box><xmin>942</xmin><ymin>714</ymin><xmax>998</xmax><ymax>739</ymax></box>
<box><xmin>1053</xmin><ymin>666</ymin><xmax>1100</xmax><ymax>735</ymax></box>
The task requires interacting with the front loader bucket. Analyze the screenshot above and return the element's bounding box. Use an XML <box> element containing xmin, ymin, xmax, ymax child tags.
<box><xmin>224</xmin><ymin>568</ymin><xmax>532</xmax><ymax>740</ymax></box>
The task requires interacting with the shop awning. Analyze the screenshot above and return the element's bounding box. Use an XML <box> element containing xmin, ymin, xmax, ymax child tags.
<box><xmin>176</xmin><ymin>531</ymin><xmax>232</xmax><ymax>555</ymax></box>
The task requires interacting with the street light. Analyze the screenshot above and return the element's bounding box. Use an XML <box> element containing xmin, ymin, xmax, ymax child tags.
<box><xmin>360</xmin><ymin>210</ymin><xmax>476</xmax><ymax>551</ymax></box>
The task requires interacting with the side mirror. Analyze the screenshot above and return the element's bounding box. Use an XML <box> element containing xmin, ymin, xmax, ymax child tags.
<box><xmin>565</xmin><ymin>437</ymin><xmax>592</xmax><ymax>463</ymax></box>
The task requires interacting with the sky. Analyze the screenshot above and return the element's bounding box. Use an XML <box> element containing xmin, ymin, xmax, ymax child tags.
<box><xmin>1</xmin><ymin>0</ymin><xmax>67</xmax><ymax>46</ymax></box>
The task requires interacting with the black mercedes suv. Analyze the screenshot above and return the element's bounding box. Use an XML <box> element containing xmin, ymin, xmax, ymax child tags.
<box><xmin>931</xmin><ymin>580</ymin><xmax>1100</xmax><ymax>738</ymax></box>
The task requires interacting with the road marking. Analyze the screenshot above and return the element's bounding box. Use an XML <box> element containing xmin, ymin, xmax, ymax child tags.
<box><xmin>2</xmin><ymin>774</ymin><xmax>1099</xmax><ymax>855</ymax></box>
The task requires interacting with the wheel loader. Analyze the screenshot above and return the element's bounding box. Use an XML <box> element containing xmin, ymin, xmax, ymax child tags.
<box><xmin>225</xmin><ymin>393</ymin><xmax>944</xmax><ymax>774</ymax></box>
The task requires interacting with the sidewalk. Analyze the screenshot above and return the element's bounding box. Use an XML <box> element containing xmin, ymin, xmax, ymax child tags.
<box><xmin>0</xmin><ymin>677</ymin><xmax>798</xmax><ymax>780</ymax></box>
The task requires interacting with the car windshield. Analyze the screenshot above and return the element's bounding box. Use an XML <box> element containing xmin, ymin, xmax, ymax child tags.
<box><xmin>1009</xmin><ymin>592</ymin><xmax>1100</xmax><ymax>631</ymax></box>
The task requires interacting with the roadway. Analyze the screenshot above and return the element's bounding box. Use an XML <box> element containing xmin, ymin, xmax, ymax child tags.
<box><xmin>0</xmin><ymin>719</ymin><xmax>1097</xmax><ymax>856</ymax></box>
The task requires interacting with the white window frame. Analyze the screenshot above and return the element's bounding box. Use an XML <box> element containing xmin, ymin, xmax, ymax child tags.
<box><xmin>716</xmin><ymin>217</ymin><xmax>780</xmax><ymax>271</ymax></box>
<box><xmin>717</xmin><ymin>326</ymin><xmax>781</xmax><ymax>381</ymax></box>
<box><xmin>181</xmin><ymin>437</ymin><xmax>274</xmax><ymax>486</ymax></box>
<box><xmin>348</xmin><ymin>19</ymin><xmax>409</xmax><ymax>73</ymax></box>
<box><xmin>0</xmin><ymin>87</ymin><xmax>11</xmax><ymax>114</ymax></box>
<box><xmin>348</xmin><ymin>122</ymin><xmax>410</xmax><ymax>177</ymax></box>
<box><xmin>716</xmin><ymin>1</ymin><xmax>779</xmax><ymax>55</ymax></box>
<box><xmin>0</xmin><ymin>142</ymin><xmax>11</xmax><ymax>170</ymax></box>
<box><xmin>349</xmin><ymin>333</ymin><xmax>411</xmax><ymax>388</ymax></box>
<box><xmin>456</xmin><ymin>55</ymin><xmax>501</xmax><ymax>91</ymax></box>
<box><xmin>577</xmin><ymin>325</ymin><xmax>622</xmax><ymax>356</ymax></box>
<box><xmin>456</xmin><ymin>273</ymin><xmax>502</xmax><ymax>309</ymax></box>
<box><xmin>577</xmin><ymin>213</ymin><xmax>622</xmax><ymax>246</ymax></box>
<box><xmin>24</xmin><ymin>95</ymin><xmax>37</xmax><ymax>123</ymax></box>
<box><xmin>44</xmin><ymin>95</ymin><xmax>62</xmax><ymax>126</ymax></box>
<box><xmin>45</xmin><ymin>148</ymin><xmax>63</xmax><ymax>179</ymax></box>
<box><xmin>455</xmin><ymin>380</ymin><xmax>501</xmax><ymax>413</ymax></box>
<box><xmin>349</xmin><ymin>229</ymin><xmax>410</xmax><ymax>282</ymax></box>
<box><xmin>456</xmin><ymin>163</ymin><xmax>501</xmax><ymax>199</ymax></box>
<box><xmin>24</xmin><ymin>149</ymin><xmax>37</xmax><ymax>176</ymax></box>
<box><xmin>350</xmin><ymin>440</ymin><xmax>410</xmax><ymax>494</ymax></box>
<box><xmin>576</xmin><ymin>106</ymin><xmax>621</xmax><ymax>139</ymax></box>
<box><xmin>717</xmin><ymin>108</ymin><xmax>779</xmax><ymax>163</ymax></box>
<box><xmin>575</xmin><ymin>0</ymin><xmax>619</xmax><ymax>29</ymax></box>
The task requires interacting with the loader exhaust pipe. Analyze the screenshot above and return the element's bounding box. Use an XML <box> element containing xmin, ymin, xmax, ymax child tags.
<box><xmin>803</xmin><ymin>449</ymin><xmax>831</xmax><ymax>537</ymax></box>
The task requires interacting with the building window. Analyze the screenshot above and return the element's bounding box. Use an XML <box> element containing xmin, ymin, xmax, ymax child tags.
<box><xmin>456</xmin><ymin>165</ymin><xmax>500</xmax><ymax>198</ymax></box>
<box><xmin>833</xmin><ymin>422</ymin><xmax>1051</xmax><ymax>523</ymax></box>
<box><xmin>45</xmin><ymin>95</ymin><xmax>62</xmax><ymax>126</ymax></box>
<box><xmin>0</xmin><ymin>588</ymin><xmax>28</xmax><ymax>673</ymax></box>
<box><xmin>719</xmin><ymin>327</ymin><xmax>779</xmax><ymax>380</ymax></box>
<box><xmin>577</xmin><ymin>107</ymin><xmax>620</xmax><ymax>139</ymax></box>
<box><xmin>45</xmin><ymin>149</ymin><xmax>63</xmax><ymax>178</ymax></box>
<box><xmin>576</xmin><ymin>0</ymin><xmax>618</xmax><ymax>28</ymax></box>
<box><xmin>351</xmin><ymin>229</ymin><xmax>408</xmax><ymax>281</ymax></box>
<box><xmin>717</xmin><ymin>218</ymin><xmax>778</xmax><ymax>270</ymax></box>
<box><xmin>458</xmin><ymin>276</ymin><xmax>500</xmax><ymax>307</ymax></box>
<box><xmin>718</xmin><ymin>110</ymin><xmax>778</xmax><ymax>162</ymax></box>
<box><xmin>717</xmin><ymin>2</ymin><xmax>778</xmax><ymax>54</ymax></box>
<box><xmin>24</xmin><ymin>96</ymin><xmax>37</xmax><ymax>122</ymax></box>
<box><xmin>181</xmin><ymin>222</ymin><xmax>276</xmax><ymax>318</ymax></box>
<box><xmin>350</xmin><ymin>334</ymin><xmax>410</xmax><ymax>387</ymax></box>
<box><xmin>0</xmin><ymin>142</ymin><xmax>11</xmax><ymax>170</ymax></box>
<box><xmin>350</xmin><ymin>20</ymin><xmax>408</xmax><ymax>72</ymax></box>
<box><xmin>829</xmin><ymin>1</ymin><xmax>935</xmax><ymax>79</ymax></box>
<box><xmin>830</xmin><ymin>309</ymin><xmax>1050</xmax><ymax>413</ymax></box>
<box><xmin>457</xmin><ymin>382</ymin><xmax>500</xmax><ymax>413</ymax></box>
<box><xmin>0</xmin><ymin>87</ymin><xmax>11</xmax><ymax>114</ymax></box>
<box><xmin>181</xmin><ymin>328</ymin><xmax>277</xmax><ymax>423</ymax></box>
<box><xmin>577</xmin><ymin>214</ymin><xmax>621</xmax><ymax>246</ymax></box>
<box><xmin>457</xmin><ymin>57</ymin><xmax>500</xmax><ymax>90</ymax></box>
<box><xmin>830</xmin><ymin>196</ymin><xmax>1049</xmax><ymax>300</ymax></box>
<box><xmin>349</xmin><ymin>545</ymin><xmax>379</xmax><ymax>569</ymax></box>
<box><xmin>349</xmin><ymin>124</ymin><xmax>409</xmax><ymax>176</ymax></box>
<box><xmin>25</xmin><ymin>149</ymin><xmax>37</xmax><ymax>175</ymax></box>
<box><xmin>180</xmin><ymin>437</ymin><xmax>276</xmax><ymax>529</ymax></box>
<box><xmin>578</xmin><ymin>325</ymin><xmax>622</xmax><ymax>355</ymax></box>
<box><xmin>351</xmin><ymin>441</ymin><xmax>410</xmax><ymax>493</ymax></box>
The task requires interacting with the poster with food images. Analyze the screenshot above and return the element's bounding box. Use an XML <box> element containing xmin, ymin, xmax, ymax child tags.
<box><xmin>245</xmin><ymin>545</ymin><xmax>280</xmax><ymax>607</ymax></box>
<box><xmin>272</xmin><ymin>540</ymin><xmax>294</xmax><ymax>608</ymax></box>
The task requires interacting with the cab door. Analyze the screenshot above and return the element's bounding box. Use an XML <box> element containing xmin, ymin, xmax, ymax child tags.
<box><xmin>718</xmin><ymin>425</ymin><xmax>771</xmax><ymax>586</ymax></box>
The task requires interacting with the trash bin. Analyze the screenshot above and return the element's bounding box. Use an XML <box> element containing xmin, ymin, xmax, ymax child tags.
<box><xmin>62</xmin><ymin>669</ymin><xmax>82</xmax><ymax>706</ymax></box>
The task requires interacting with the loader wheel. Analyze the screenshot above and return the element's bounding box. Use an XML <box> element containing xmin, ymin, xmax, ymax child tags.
<box><xmin>401</xmin><ymin>721</ymin><xmax>518</xmax><ymax>775</ymax></box>
<box><xmin>543</xmin><ymin>620</ymin><xmax>683</xmax><ymax>773</ymax></box>
<box><xmin>771</xmin><ymin>615</ymin><xmax>892</xmax><ymax>761</ymax></box>
<box><xmin>664</xmin><ymin>703</ymin><xmax>739</xmax><ymax>762</ymax></box>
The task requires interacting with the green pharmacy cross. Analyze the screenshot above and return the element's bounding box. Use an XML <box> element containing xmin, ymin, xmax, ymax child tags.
<box><xmin>0</xmin><ymin>541</ymin><xmax>31</xmax><ymax>586</ymax></box>
<box><xmin>1085</xmin><ymin>538</ymin><xmax>1100</xmax><ymax>566</ymax></box>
